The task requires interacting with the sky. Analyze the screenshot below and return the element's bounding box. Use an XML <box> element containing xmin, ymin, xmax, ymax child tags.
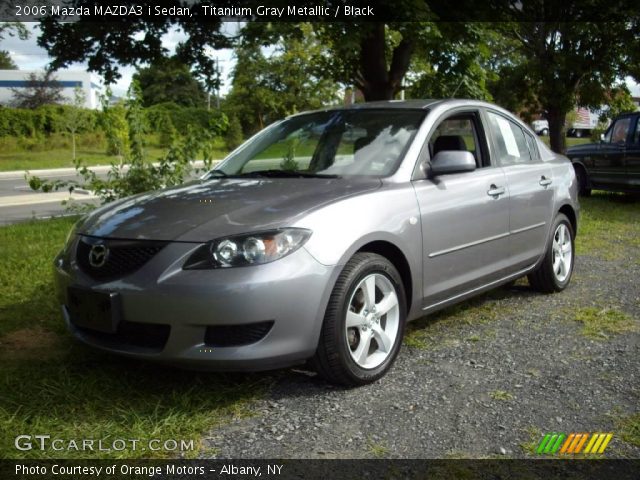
<box><xmin>2</xmin><ymin>22</ymin><xmax>639</xmax><ymax>100</ymax></box>
<box><xmin>0</xmin><ymin>22</ymin><xmax>237</xmax><ymax>97</ymax></box>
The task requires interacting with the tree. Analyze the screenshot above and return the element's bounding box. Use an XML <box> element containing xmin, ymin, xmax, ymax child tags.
<box><xmin>133</xmin><ymin>56</ymin><xmax>208</xmax><ymax>108</ymax></box>
<box><xmin>0</xmin><ymin>51</ymin><xmax>17</xmax><ymax>69</ymax></box>
<box><xmin>494</xmin><ymin>2</ymin><xmax>640</xmax><ymax>152</ymax></box>
<box><xmin>10</xmin><ymin>71</ymin><xmax>64</xmax><ymax>108</ymax></box>
<box><xmin>0</xmin><ymin>22</ymin><xmax>30</xmax><ymax>70</ymax></box>
<box><xmin>58</xmin><ymin>86</ymin><xmax>94</xmax><ymax>160</ymax></box>
<box><xmin>225</xmin><ymin>26</ymin><xmax>340</xmax><ymax>134</ymax></box>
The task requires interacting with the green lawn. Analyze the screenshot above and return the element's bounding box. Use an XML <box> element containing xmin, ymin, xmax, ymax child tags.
<box><xmin>0</xmin><ymin>218</ymin><xmax>268</xmax><ymax>459</ymax></box>
<box><xmin>0</xmin><ymin>134</ymin><xmax>230</xmax><ymax>172</ymax></box>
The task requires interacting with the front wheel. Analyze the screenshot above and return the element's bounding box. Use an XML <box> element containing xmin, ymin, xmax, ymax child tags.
<box><xmin>312</xmin><ymin>252</ymin><xmax>406</xmax><ymax>386</ymax></box>
<box><xmin>541</xmin><ymin>128</ymin><xmax>549</xmax><ymax>136</ymax></box>
<box><xmin>528</xmin><ymin>214</ymin><xmax>575</xmax><ymax>293</ymax></box>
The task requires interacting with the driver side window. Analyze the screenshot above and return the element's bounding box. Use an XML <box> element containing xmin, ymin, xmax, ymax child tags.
<box><xmin>429</xmin><ymin>114</ymin><xmax>483</xmax><ymax>167</ymax></box>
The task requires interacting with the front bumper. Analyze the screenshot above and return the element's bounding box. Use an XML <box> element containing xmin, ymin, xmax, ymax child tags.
<box><xmin>54</xmin><ymin>237</ymin><xmax>339</xmax><ymax>371</ymax></box>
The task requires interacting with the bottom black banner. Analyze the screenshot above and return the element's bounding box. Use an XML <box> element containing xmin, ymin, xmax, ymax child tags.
<box><xmin>2</xmin><ymin>459</ymin><xmax>639</xmax><ymax>480</ymax></box>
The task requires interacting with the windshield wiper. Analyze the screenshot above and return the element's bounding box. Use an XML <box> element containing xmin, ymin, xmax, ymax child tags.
<box><xmin>239</xmin><ymin>169</ymin><xmax>340</xmax><ymax>179</ymax></box>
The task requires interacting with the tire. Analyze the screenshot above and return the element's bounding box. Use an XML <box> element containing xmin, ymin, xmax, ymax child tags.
<box><xmin>573</xmin><ymin>164</ymin><xmax>592</xmax><ymax>196</ymax></box>
<box><xmin>541</xmin><ymin>128</ymin><xmax>549</xmax><ymax>136</ymax></box>
<box><xmin>312</xmin><ymin>252</ymin><xmax>406</xmax><ymax>386</ymax></box>
<box><xmin>528</xmin><ymin>214</ymin><xmax>575</xmax><ymax>293</ymax></box>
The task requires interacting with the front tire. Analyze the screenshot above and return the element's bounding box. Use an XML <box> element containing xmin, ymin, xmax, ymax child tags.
<box><xmin>541</xmin><ymin>128</ymin><xmax>549</xmax><ymax>136</ymax></box>
<box><xmin>528</xmin><ymin>214</ymin><xmax>575</xmax><ymax>293</ymax></box>
<box><xmin>312</xmin><ymin>252</ymin><xmax>406</xmax><ymax>386</ymax></box>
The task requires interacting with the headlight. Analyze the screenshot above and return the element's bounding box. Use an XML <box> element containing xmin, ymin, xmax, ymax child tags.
<box><xmin>183</xmin><ymin>228</ymin><xmax>312</xmax><ymax>269</ymax></box>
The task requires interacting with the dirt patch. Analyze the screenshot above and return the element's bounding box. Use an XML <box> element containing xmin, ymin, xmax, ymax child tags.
<box><xmin>0</xmin><ymin>327</ymin><xmax>64</xmax><ymax>360</ymax></box>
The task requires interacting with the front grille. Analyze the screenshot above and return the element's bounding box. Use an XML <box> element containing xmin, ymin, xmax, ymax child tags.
<box><xmin>76</xmin><ymin>236</ymin><xmax>168</xmax><ymax>280</ymax></box>
<box><xmin>74</xmin><ymin>320</ymin><xmax>171</xmax><ymax>352</ymax></box>
<box><xmin>205</xmin><ymin>321</ymin><xmax>274</xmax><ymax>347</ymax></box>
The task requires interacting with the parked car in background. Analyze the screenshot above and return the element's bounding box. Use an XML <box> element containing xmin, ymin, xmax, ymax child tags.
<box><xmin>532</xmin><ymin>107</ymin><xmax>602</xmax><ymax>138</ymax></box>
<box><xmin>54</xmin><ymin>100</ymin><xmax>579</xmax><ymax>386</ymax></box>
<box><xmin>567</xmin><ymin>112</ymin><xmax>640</xmax><ymax>195</ymax></box>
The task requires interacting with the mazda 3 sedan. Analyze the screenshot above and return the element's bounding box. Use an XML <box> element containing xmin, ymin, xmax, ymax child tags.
<box><xmin>54</xmin><ymin>100</ymin><xmax>579</xmax><ymax>386</ymax></box>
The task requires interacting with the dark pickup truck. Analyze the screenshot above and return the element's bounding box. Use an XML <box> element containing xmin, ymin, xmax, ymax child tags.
<box><xmin>567</xmin><ymin>112</ymin><xmax>640</xmax><ymax>195</ymax></box>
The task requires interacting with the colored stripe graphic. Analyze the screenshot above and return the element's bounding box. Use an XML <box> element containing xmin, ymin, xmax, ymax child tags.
<box><xmin>538</xmin><ymin>433</ymin><xmax>613</xmax><ymax>455</ymax></box>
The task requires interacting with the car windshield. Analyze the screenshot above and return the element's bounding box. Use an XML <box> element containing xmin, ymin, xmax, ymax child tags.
<box><xmin>211</xmin><ymin>109</ymin><xmax>426</xmax><ymax>178</ymax></box>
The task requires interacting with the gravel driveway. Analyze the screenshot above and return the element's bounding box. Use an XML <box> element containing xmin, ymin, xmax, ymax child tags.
<box><xmin>203</xmin><ymin>250</ymin><xmax>639</xmax><ymax>459</ymax></box>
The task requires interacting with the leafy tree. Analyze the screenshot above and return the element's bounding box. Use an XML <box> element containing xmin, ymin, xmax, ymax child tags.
<box><xmin>57</xmin><ymin>86</ymin><xmax>94</xmax><ymax>160</ymax></box>
<box><xmin>224</xmin><ymin>115</ymin><xmax>243</xmax><ymax>150</ymax></box>
<box><xmin>226</xmin><ymin>25</ymin><xmax>339</xmax><ymax>135</ymax></box>
<box><xmin>0</xmin><ymin>51</ymin><xmax>17</xmax><ymax>69</ymax></box>
<box><xmin>0</xmin><ymin>22</ymin><xmax>29</xmax><ymax>70</ymax></box>
<box><xmin>133</xmin><ymin>56</ymin><xmax>208</xmax><ymax>108</ymax></box>
<box><xmin>10</xmin><ymin>71</ymin><xmax>64</xmax><ymax>108</ymax></box>
<box><xmin>602</xmin><ymin>85</ymin><xmax>638</xmax><ymax>120</ymax></box>
<box><xmin>494</xmin><ymin>2</ymin><xmax>640</xmax><ymax>152</ymax></box>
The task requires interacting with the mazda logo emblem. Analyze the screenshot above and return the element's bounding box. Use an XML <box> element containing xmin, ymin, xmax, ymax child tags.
<box><xmin>88</xmin><ymin>244</ymin><xmax>109</xmax><ymax>268</ymax></box>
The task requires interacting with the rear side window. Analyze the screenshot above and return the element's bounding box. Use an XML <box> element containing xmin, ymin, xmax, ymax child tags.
<box><xmin>486</xmin><ymin>111</ymin><xmax>532</xmax><ymax>166</ymax></box>
<box><xmin>525</xmin><ymin>132</ymin><xmax>540</xmax><ymax>160</ymax></box>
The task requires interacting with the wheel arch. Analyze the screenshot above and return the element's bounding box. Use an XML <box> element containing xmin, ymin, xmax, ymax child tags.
<box><xmin>558</xmin><ymin>203</ymin><xmax>578</xmax><ymax>236</ymax></box>
<box><xmin>356</xmin><ymin>240</ymin><xmax>413</xmax><ymax>316</ymax></box>
<box><xmin>571</xmin><ymin>160</ymin><xmax>591</xmax><ymax>187</ymax></box>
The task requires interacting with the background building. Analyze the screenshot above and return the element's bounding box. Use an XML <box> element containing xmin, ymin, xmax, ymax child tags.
<box><xmin>0</xmin><ymin>70</ymin><xmax>102</xmax><ymax>109</ymax></box>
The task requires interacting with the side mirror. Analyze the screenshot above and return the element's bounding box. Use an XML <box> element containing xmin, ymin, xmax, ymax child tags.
<box><xmin>430</xmin><ymin>150</ymin><xmax>476</xmax><ymax>176</ymax></box>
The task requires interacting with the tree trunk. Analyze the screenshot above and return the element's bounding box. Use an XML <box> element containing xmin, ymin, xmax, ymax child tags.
<box><xmin>357</xmin><ymin>23</ymin><xmax>413</xmax><ymax>102</ymax></box>
<box><xmin>546</xmin><ymin>107</ymin><xmax>567</xmax><ymax>154</ymax></box>
<box><xmin>72</xmin><ymin>132</ymin><xmax>76</xmax><ymax>161</ymax></box>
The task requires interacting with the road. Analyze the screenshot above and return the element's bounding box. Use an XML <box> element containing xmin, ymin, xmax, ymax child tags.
<box><xmin>0</xmin><ymin>162</ymin><xmax>214</xmax><ymax>225</ymax></box>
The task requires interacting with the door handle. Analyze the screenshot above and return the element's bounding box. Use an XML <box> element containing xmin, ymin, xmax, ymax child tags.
<box><xmin>539</xmin><ymin>176</ymin><xmax>553</xmax><ymax>187</ymax></box>
<box><xmin>487</xmin><ymin>184</ymin><xmax>505</xmax><ymax>198</ymax></box>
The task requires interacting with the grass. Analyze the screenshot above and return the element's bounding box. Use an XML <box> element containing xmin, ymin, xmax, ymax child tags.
<box><xmin>0</xmin><ymin>134</ymin><xmax>230</xmax><ymax>172</ymax></box>
<box><xmin>617</xmin><ymin>413</ymin><xmax>640</xmax><ymax>447</ymax></box>
<box><xmin>489</xmin><ymin>390</ymin><xmax>514</xmax><ymax>401</ymax></box>
<box><xmin>367</xmin><ymin>438</ymin><xmax>388</xmax><ymax>458</ymax></box>
<box><xmin>0</xmin><ymin>217</ymin><xmax>268</xmax><ymax>459</ymax></box>
<box><xmin>575</xmin><ymin>192</ymin><xmax>640</xmax><ymax>260</ymax></box>
<box><xmin>573</xmin><ymin>307</ymin><xmax>637</xmax><ymax>340</ymax></box>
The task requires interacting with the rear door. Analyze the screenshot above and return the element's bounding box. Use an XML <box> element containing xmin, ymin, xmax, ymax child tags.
<box><xmin>412</xmin><ymin>110</ymin><xmax>511</xmax><ymax>308</ymax></box>
<box><xmin>484</xmin><ymin>110</ymin><xmax>554</xmax><ymax>269</ymax></box>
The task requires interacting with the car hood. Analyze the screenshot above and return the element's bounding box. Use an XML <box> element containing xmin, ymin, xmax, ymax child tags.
<box><xmin>77</xmin><ymin>177</ymin><xmax>382</xmax><ymax>242</ymax></box>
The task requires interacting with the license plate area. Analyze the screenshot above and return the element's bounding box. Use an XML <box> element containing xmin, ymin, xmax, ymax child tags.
<box><xmin>67</xmin><ymin>286</ymin><xmax>122</xmax><ymax>334</ymax></box>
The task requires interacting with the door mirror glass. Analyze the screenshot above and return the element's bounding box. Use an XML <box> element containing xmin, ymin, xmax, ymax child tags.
<box><xmin>431</xmin><ymin>150</ymin><xmax>476</xmax><ymax>176</ymax></box>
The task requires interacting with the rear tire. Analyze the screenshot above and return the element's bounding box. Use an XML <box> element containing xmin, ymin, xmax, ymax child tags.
<box><xmin>528</xmin><ymin>214</ymin><xmax>575</xmax><ymax>293</ymax></box>
<box><xmin>541</xmin><ymin>128</ymin><xmax>549</xmax><ymax>136</ymax></box>
<box><xmin>573</xmin><ymin>164</ymin><xmax>592</xmax><ymax>197</ymax></box>
<box><xmin>312</xmin><ymin>252</ymin><xmax>406</xmax><ymax>386</ymax></box>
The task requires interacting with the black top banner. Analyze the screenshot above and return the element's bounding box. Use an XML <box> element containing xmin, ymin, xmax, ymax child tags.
<box><xmin>1</xmin><ymin>0</ymin><xmax>639</xmax><ymax>22</ymax></box>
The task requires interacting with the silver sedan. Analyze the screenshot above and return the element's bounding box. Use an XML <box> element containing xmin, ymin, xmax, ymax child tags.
<box><xmin>54</xmin><ymin>100</ymin><xmax>579</xmax><ymax>386</ymax></box>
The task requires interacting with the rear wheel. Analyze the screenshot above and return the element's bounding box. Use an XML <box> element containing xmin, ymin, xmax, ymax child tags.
<box><xmin>528</xmin><ymin>214</ymin><xmax>575</xmax><ymax>293</ymax></box>
<box><xmin>573</xmin><ymin>164</ymin><xmax>591</xmax><ymax>196</ymax></box>
<box><xmin>312</xmin><ymin>253</ymin><xmax>406</xmax><ymax>386</ymax></box>
<box><xmin>541</xmin><ymin>128</ymin><xmax>549</xmax><ymax>136</ymax></box>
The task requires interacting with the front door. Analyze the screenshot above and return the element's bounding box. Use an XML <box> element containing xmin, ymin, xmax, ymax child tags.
<box><xmin>412</xmin><ymin>111</ymin><xmax>511</xmax><ymax>308</ymax></box>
